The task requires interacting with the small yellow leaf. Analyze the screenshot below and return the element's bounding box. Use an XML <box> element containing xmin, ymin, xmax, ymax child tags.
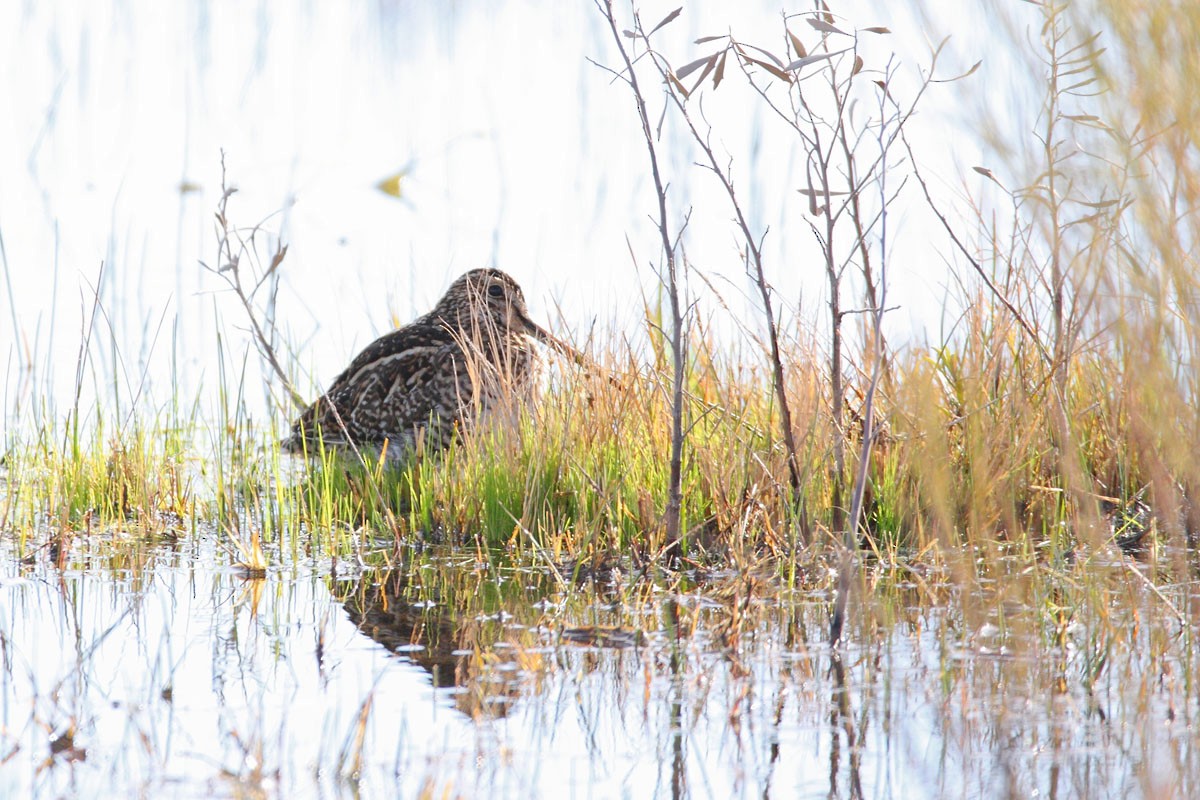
<box><xmin>376</xmin><ymin>171</ymin><xmax>408</xmax><ymax>199</ymax></box>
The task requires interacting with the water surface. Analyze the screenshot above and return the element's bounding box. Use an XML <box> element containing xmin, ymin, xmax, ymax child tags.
<box><xmin>3</xmin><ymin>534</ymin><xmax>1193</xmax><ymax>798</ymax></box>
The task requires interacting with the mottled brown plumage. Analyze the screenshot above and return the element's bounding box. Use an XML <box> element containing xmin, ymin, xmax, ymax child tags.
<box><xmin>284</xmin><ymin>268</ymin><xmax>574</xmax><ymax>462</ymax></box>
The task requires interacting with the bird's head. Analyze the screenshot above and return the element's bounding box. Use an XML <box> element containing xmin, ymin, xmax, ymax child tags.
<box><xmin>434</xmin><ymin>269</ymin><xmax>579</xmax><ymax>362</ymax></box>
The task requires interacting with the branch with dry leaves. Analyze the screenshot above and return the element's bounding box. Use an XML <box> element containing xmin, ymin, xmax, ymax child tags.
<box><xmin>200</xmin><ymin>152</ymin><xmax>307</xmax><ymax>414</ymax></box>
<box><xmin>595</xmin><ymin>0</ymin><xmax>689</xmax><ymax>561</ymax></box>
<box><xmin>633</xmin><ymin>19</ymin><xmax>809</xmax><ymax>522</ymax></box>
<box><xmin>612</xmin><ymin>3</ymin><xmax>972</xmax><ymax>645</ymax></box>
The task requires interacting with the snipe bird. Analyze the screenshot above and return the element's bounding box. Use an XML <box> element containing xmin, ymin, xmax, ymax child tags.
<box><xmin>283</xmin><ymin>268</ymin><xmax>577</xmax><ymax>462</ymax></box>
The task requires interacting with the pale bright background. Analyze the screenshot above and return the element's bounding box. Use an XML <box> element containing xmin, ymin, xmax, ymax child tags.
<box><xmin>0</xmin><ymin>1</ymin><xmax>1027</xmax><ymax>428</ymax></box>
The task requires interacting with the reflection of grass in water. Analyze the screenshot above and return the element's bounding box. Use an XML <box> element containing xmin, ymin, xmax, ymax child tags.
<box><xmin>2</xmin><ymin>510</ymin><xmax>1196</xmax><ymax>795</ymax></box>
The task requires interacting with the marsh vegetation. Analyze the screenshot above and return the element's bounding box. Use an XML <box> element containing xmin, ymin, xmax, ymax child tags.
<box><xmin>4</xmin><ymin>1</ymin><xmax>1200</xmax><ymax>797</ymax></box>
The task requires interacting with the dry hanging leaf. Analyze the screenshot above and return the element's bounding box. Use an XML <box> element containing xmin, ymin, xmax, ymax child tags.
<box><xmin>740</xmin><ymin>42</ymin><xmax>785</xmax><ymax>67</ymax></box>
<box><xmin>713</xmin><ymin>48</ymin><xmax>728</xmax><ymax>88</ymax></box>
<box><xmin>972</xmin><ymin>166</ymin><xmax>1005</xmax><ymax>189</ymax></box>
<box><xmin>666</xmin><ymin>71</ymin><xmax>690</xmax><ymax>98</ymax></box>
<box><xmin>785</xmin><ymin>47</ymin><xmax>850</xmax><ymax>72</ymax></box>
<box><xmin>688</xmin><ymin>51</ymin><xmax>722</xmax><ymax>93</ymax></box>
<box><xmin>935</xmin><ymin>60</ymin><xmax>983</xmax><ymax>83</ymax></box>
<box><xmin>807</xmin><ymin>18</ymin><xmax>846</xmax><ymax>35</ymax></box>
<box><xmin>648</xmin><ymin>7</ymin><xmax>682</xmax><ymax>37</ymax></box>
<box><xmin>676</xmin><ymin>54</ymin><xmax>715</xmax><ymax>80</ymax></box>
<box><xmin>788</xmin><ymin>29</ymin><xmax>807</xmax><ymax>58</ymax></box>
<box><xmin>740</xmin><ymin>53</ymin><xmax>793</xmax><ymax>83</ymax></box>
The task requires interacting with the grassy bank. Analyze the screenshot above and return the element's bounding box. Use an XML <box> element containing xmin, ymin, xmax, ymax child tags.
<box><xmin>2</xmin><ymin>0</ymin><xmax>1198</xmax><ymax>587</ymax></box>
<box><xmin>2</xmin><ymin>304</ymin><xmax>1194</xmax><ymax>572</ymax></box>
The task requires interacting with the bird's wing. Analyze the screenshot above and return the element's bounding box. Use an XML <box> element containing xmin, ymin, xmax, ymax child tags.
<box><xmin>287</xmin><ymin>330</ymin><xmax>472</xmax><ymax>451</ymax></box>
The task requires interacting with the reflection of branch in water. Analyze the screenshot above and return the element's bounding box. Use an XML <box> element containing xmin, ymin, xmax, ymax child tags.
<box><xmin>663</xmin><ymin>596</ymin><xmax>688</xmax><ymax>800</ymax></box>
<box><xmin>766</xmin><ymin>607</ymin><xmax>816</xmax><ymax>794</ymax></box>
<box><xmin>763</xmin><ymin>670</ymin><xmax>788</xmax><ymax>795</ymax></box>
<box><xmin>334</xmin><ymin>570</ymin><xmax>523</xmax><ymax>719</ymax></box>
<box><xmin>829</xmin><ymin>654</ymin><xmax>864</xmax><ymax>800</ymax></box>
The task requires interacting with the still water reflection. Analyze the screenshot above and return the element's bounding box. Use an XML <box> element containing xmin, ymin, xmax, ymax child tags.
<box><xmin>3</xmin><ymin>536</ymin><xmax>1192</xmax><ymax>798</ymax></box>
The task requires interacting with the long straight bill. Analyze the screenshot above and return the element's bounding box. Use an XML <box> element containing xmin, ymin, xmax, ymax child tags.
<box><xmin>521</xmin><ymin>316</ymin><xmax>585</xmax><ymax>367</ymax></box>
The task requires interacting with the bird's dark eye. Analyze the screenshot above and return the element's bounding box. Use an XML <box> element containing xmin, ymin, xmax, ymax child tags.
<box><xmin>487</xmin><ymin>284</ymin><xmax>504</xmax><ymax>298</ymax></box>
